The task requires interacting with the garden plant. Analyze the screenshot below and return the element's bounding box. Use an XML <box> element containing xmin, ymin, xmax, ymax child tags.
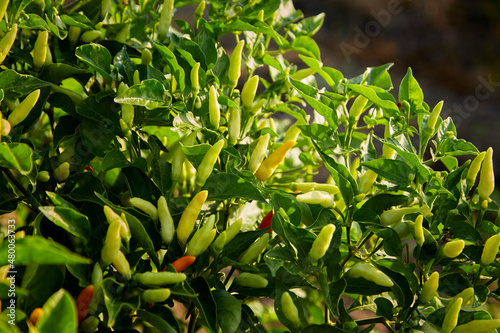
<box><xmin>1</xmin><ymin>0</ymin><xmax>500</xmax><ymax>332</ymax></box>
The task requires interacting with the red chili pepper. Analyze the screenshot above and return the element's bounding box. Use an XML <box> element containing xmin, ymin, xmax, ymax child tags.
<box><xmin>76</xmin><ymin>285</ymin><xmax>94</xmax><ymax>324</ymax></box>
<box><xmin>84</xmin><ymin>165</ymin><xmax>94</xmax><ymax>172</ymax></box>
<box><xmin>259</xmin><ymin>210</ymin><xmax>273</xmax><ymax>233</ymax></box>
<box><xmin>171</xmin><ymin>255</ymin><xmax>196</xmax><ymax>272</ymax></box>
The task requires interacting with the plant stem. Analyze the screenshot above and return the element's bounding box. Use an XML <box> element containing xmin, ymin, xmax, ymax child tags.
<box><xmin>224</xmin><ymin>266</ymin><xmax>236</xmax><ymax>286</ymax></box>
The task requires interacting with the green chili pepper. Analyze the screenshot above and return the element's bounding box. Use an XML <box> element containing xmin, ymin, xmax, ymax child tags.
<box><xmin>238</xmin><ymin>233</ymin><xmax>269</xmax><ymax>264</ymax></box>
<box><xmin>194</xmin><ymin>0</ymin><xmax>205</xmax><ymax>20</ymax></box>
<box><xmin>157</xmin><ymin>0</ymin><xmax>174</xmax><ymax>41</ymax></box>
<box><xmin>101</xmin><ymin>0</ymin><xmax>111</xmax><ymax>19</ymax></box>
<box><xmin>414</xmin><ymin>215</ymin><xmax>425</xmax><ymax>247</ymax></box>
<box><xmin>80</xmin><ymin>30</ymin><xmax>102</xmax><ymax>43</ymax></box>
<box><xmin>466</xmin><ymin>151</ymin><xmax>486</xmax><ymax>189</ymax></box>
<box><xmin>187</xmin><ymin>215</ymin><xmax>217</xmax><ymax>256</ymax></box>
<box><xmin>134</xmin><ymin>271</ymin><xmax>187</xmax><ymax>286</ymax></box>
<box><xmin>281</xmin><ymin>291</ymin><xmax>301</xmax><ymax>327</ymax></box>
<box><xmin>224</xmin><ymin>218</ymin><xmax>243</xmax><ymax>245</ymax></box>
<box><xmin>141</xmin><ymin>48</ymin><xmax>153</xmax><ymax>66</ymax></box>
<box><xmin>478</xmin><ymin>147</ymin><xmax>494</xmax><ymax>200</ymax></box>
<box><xmin>115</xmin><ymin>24</ymin><xmax>130</xmax><ymax>44</ymax></box>
<box><xmin>196</xmin><ymin>139</ymin><xmax>224</xmax><ymax>187</ymax></box>
<box><xmin>441</xmin><ymin>297</ymin><xmax>462</xmax><ymax>333</ymax></box>
<box><xmin>308</xmin><ymin>224</ymin><xmax>336</xmax><ymax>262</ymax></box>
<box><xmin>358</xmin><ymin>169</ymin><xmax>378</xmax><ymax>194</ymax></box>
<box><xmin>0</xmin><ymin>0</ymin><xmax>9</xmax><ymax>22</ymax></box>
<box><xmin>177</xmin><ymin>190</ymin><xmax>209</xmax><ymax>245</ymax></box>
<box><xmin>7</xmin><ymin>89</ymin><xmax>40</xmax><ymax>127</ymax></box>
<box><xmin>255</xmin><ymin>140</ymin><xmax>295</xmax><ymax>180</ymax></box>
<box><xmin>235</xmin><ymin>272</ymin><xmax>268</xmax><ymax>288</ymax></box>
<box><xmin>227</xmin><ymin>104</ymin><xmax>241</xmax><ymax>146</ymax></box>
<box><xmin>171</xmin><ymin>131</ymin><xmax>197</xmax><ymax>182</ymax></box>
<box><xmin>480</xmin><ymin>232</ymin><xmax>500</xmax><ymax>266</ymax></box>
<box><xmin>442</xmin><ymin>239</ymin><xmax>465</xmax><ymax>258</ymax></box>
<box><xmin>54</xmin><ymin>162</ymin><xmax>70</xmax><ymax>182</ymax></box>
<box><xmin>212</xmin><ymin>231</ymin><xmax>227</xmax><ymax>254</ymax></box>
<box><xmin>452</xmin><ymin>319</ymin><xmax>500</xmax><ymax>333</ymax></box>
<box><xmin>346</xmin><ymin>262</ymin><xmax>394</xmax><ymax>287</ymax></box>
<box><xmin>37</xmin><ymin>170</ymin><xmax>50</xmax><ymax>182</ymax></box>
<box><xmin>112</xmin><ymin>251</ymin><xmax>131</xmax><ymax>279</ymax></box>
<box><xmin>241</xmin><ymin>75</ymin><xmax>259</xmax><ymax>110</ymax></box>
<box><xmin>423</xmin><ymin>100</ymin><xmax>443</xmax><ymax>138</ymax></box>
<box><xmin>283</xmin><ymin>121</ymin><xmax>301</xmax><ymax>143</ymax></box>
<box><xmin>348</xmin><ymin>95</ymin><xmax>368</xmax><ymax>126</ymax></box>
<box><xmin>248</xmin><ymin>133</ymin><xmax>270</xmax><ymax>173</ymax></box>
<box><xmin>158</xmin><ymin>196</ymin><xmax>175</xmax><ymax>244</ymax></box>
<box><xmin>68</xmin><ymin>25</ymin><xmax>81</xmax><ymax>46</ymax></box>
<box><xmin>291</xmin><ymin>182</ymin><xmax>339</xmax><ymax>195</ymax></box>
<box><xmin>141</xmin><ymin>288</ymin><xmax>171</xmax><ymax>303</ymax></box>
<box><xmin>103</xmin><ymin>205</ymin><xmax>130</xmax><ymax>241</ymax></box>
<box><xmin>191</xmin><ymin>62</ymin><xmax>200</xmax><ymax>95</ymax></box>
<box><xmin>228</xmin><ymin>40</ymin><xmax>245</xmax><ymax>89</ymax></box>
<box><xmin>129</xmin><ymin>197</ymin><xmax>158</xmax><ymax>220</ymax></box>
<box><xmin>33</xmin><ymin>30</ymin><xmax>49</xmax><ymax>70</ymax></box>
<box><xmin>208</xmin><ymin>85</ymin><xmax>220</xmax><ymax>130</ymax></box>
<box><xmin>0</xmin><ymin>24</ymin><xmax>17</xmax><ymax>64</ymax></box>
<box><xmin>383</xmin><ymin>122</ymin><xmax>395</xmax><ymax>158</ymax></box>
<box><xmin>420</xmin><ymin>271</ymin><xmax>439</xmax><ymax>304</ymax></box>
<box><xmin>380</xmin><ymin>205</ymin><xmax>431</xmax><ymax>227</ymax></box>
<box><xmin>100</xmin><ymin>221</ymin><xmax>122</xmax><ymax>267</ymax></box>
<box><xmin>296</xmin><ymin>190</ymin><xmax>335</xmax><ymax>208</ymax></box>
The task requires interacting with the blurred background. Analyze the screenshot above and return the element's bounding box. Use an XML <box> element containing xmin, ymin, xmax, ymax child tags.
<box><xmin>294</xmin><ymin>0</ymin><xmax>500</xmax><ymax>164</ymax></box>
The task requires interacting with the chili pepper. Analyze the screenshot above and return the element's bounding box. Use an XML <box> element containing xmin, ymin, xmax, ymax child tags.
<box><xmin>291</xmin><ymin>182</ymin><xmax>339</xmax><ymax>195</ymax></box>
<box><xmin>358</xmin><ymin>169</ymin><xmax>378</xmax><ymax>194</ymax></box>
<box><xmin>115</xmin><ymin>24</ymin><xmax>130</xmax><ymax>44</ymax></box>
<box><xmin>350</xmin><ymin>157</ymin><xmax>360</xmax><ymax>180</ymax></box>
<box><xmin>208</xmin><ymin>85</ymin><xmax>220</xmax><ymax>130</ymax></box>
<box><xmin>259</xmin><ymin>210</ymin><xmax>273</xmax><ymax>233</ymax></box>
<box><xmin>68</xmin><ymin>25</ymin><xmax>81</xmax><ymax>46</ymax></box>
<box><xmin>281</xmin><ymin>291</ymin><xmax>301</xmax><ymax>327</ymax></box>
<box><xmin>420</xmin><ymin>271</ymin><xmax>439</xmax><ymax>304</ymax></box>
<box><xmin>250</xmin><ymin>99</ymin><xmax>266</xmax><ymax>115</ymax></box>
<box><xmin>212</xmin><ymin>231</ymin><xmax>227</xmax><ymax>254</ymax></box>
<box><xmin>255</xmin><ymin>140</ymin><xmax>295</xmax><ymax>180</ymax></box>
<box><xmin>227</xmin><ymin>103</ymin><xmax>241</xmax><ymax>145</ymax></box>
<box><xmin>346</xmin><ymin>262</ymin><xmax>394</xmax><ymax>287</ymax></box>
<box><xmin>101</xmin><ymin>0</ymin><xmax>111</xmax><ymax>19</ymax></box>
<box><xmin>129</xmin><ymin>197</ymin><xmax>158</xmax><ymax>220</ymax></box>
<box><xmin>452</xmin><ymin>319</ymin><xmax>500</xmax><ymax>333</ymax></box>
<box><xmin>76</xmin><ymin>285</ymin><xmax>94</xmax><ymax>324</ymax></box>
<box><xmin>187</xmin><ymin>214</ymin><xmax>217</xmax><ymax>256</ymax></box>
<box><xmin>37</xmin><ymin>170</ymin><xmax>50</xmax><ymax>182</ymax></box>
<box><xmin>225</xmin><ymin>218</ymin><xmax>243</xmax><ymax>244</ymax></box>
<box><xmin>134</xmin><ymin>271</ymin><xmax>187</xmax><ymax>286</ymax></box>
<box><xmin>241</xmin><ymin>75</ymin><xmax>259</xmax><ymax>110</ymax></box>
<box><xmin>480</xmin><ymin>232</ymin><xmax>500</xmax><ymax>266</ymax></box>
<box><xmin>380</xmin><ymin>205</ymin><xmax>432</xmax><ymax>227</ymax></box>
<box><xmin>238</xmin><ymin>233</ymin><xmax>269</xmax><ymax>264</ymax></box>
<box><xmin>414</xmin><ymin>215</ymin><xmax>425</xmax><ymax>247</ymax></box>
<box><xmin>296</xmin><ymin>190</ymin><xmax>335</xmax><ymax>208</ymax></box>
<box><xmin>88</xmin><ymin>263</ymin><xmax>102</xmax><ymax>315</ymax></box>
<box><xmin>466</xmin><ymin>151</ymin><xmax>486</xmax><ymax>189</ymax></box>
<box><xmin>177</xmin><ymin>190</ymin><xmax>209</xmax><ymax>244</ymax></box>
<box><xmin>80</xmin><ymin>30</ymin><xmax>102</xmax><ymax>43</ymax></box>
<box><xmin>228</xmin><ymin>39</ymin><xmax>245</xmax><ymax>89</ymax></box>
<box><xmin>54</xmin><ymin>162</ymin><xmax>70</xmax><ymax>182</ymax></box>
<box><xmin>171</xmin><ymin>255</ymin><xmax>196</xmax><ymax>272</ymax></box>
<box><xmin>383</xmin><ymin>122</ymin><xmax>395</xmax><ymax>158</ymax></box>
<box><xmin>141</xmin><ymin>288</ymin><xmax>171</xmax><ymax>303</ymax></box>
<box><xmin>0</xmin><ymin>24</ymin><xmax>17</xmax><ymax>64</ymax></box>
<box><xmin>283</xmin><ymin>122</ymin><xmax>301</xmax><ymax>143</ymax></box>
<box><xmin>141</xmin><ymin>48</ymin><xmax>153</xmax><ymax>66</ymax></box>
<box><xmin>196</xmin><ymin>139</ymin><xmax>224</xmax><ymax>187</ymax></box>
<box><xmin>248</xmin><ymin>133</ymin><xmax>270</xmax><ymax>173</ymax></box>
<box><xmin>423</xmin><ymin>100</ymin><xmax>443</xmax><ymax>138</ymax></box>
<box><xmin>235</xmin><ymin>272</ymin><xmax>268</xmax><ymax>288</ymax></box>
<box><xmin>112</xmin><ymin>250</ymin><xmax>131</xmax><ymax>279</ymax></box>
<box><xmin>194</xmin><ymin>0</ymin><xmax>205</xmax><ymax>20</ymax></box>
<box><xmin>157</xmin><ymin>0</ymin><xmax>174</xmax><ymax>40</ymax></box>
<box><xmin>0</xmin><ymin>0</ymin><xmax>9</xmax><ymax>22</ymax></box>
<box><xmin>441</xmin><ymin>297</ymin><xmax>462</xmax><ymax>333</ymax></box>
<box><xmin>442</xmin><ymin>239</ymin><xmax>465</xmax><ymax>258</ymax></box>
<box><xmin>158</xmin><ymin>196</ymin><xmax>175</xmax><ymax>244</ymax></box>
<box><xmin>7</xmin><ymin>89</ymin><xmax>40</xmax><ymax>127</ymax></box>
<box><xmin>191</xmin><ymin>62</ymin><xmax>200</xmax><ymax>96</ymax></box>
<box><xmin>171</xmin><ymin>131</ymin><xmax>197</xmax><ymax>182</ymax></box>
<box><xmin>478</xmin><ymin>147</ymin><xmax>494</xmax><ymax>200</ymax></box>
<box><xmin>30</xmin><ymin>307</ymin><xmax>44</xmax><ymax>325</ymax></box>
<box><xmin>348</xmin><ymin>95</ymin><xmax>369</xmax><ymax>126</ymax></box>
<box><xmin>80</xmin><ymin>316</ymin><xmax>99</xmax><ymax>333</ymax></box>
<box><xmin>100</xmin><ymin>221</ymin><xmax>122</xmax><ymax>267</ymax></box>
<box><xmin>449</xmin><ymin>287</ymin><xmax>474</xmax><ymax>310</ymax></box>
<box><xmin>103</xmin><ymin>205</ymin><xmax>130</xmax><ymax>241</ymax></box>
<box><xmin>308</xmin><ymin>224</ymin><xmax>336</xmax><ymax>262</ymax></box>
<box><xmin>133</xmin><ymin>70</ymin><xmax>141</xmax><ymax>86</ymax></box>
<box><xmin>44</xmin><ymin>44</ymin><xmax>52</xmax><ymax>65</ymax></box>
<box><xmin>33</xmin><ymin>30</ymin><xmax>49</xmax><ymax>71</ymax></box>
<box><xmin>1</xmin><ymin>118</ymin><xmax>11</xmax><ymax>136</ymax></box>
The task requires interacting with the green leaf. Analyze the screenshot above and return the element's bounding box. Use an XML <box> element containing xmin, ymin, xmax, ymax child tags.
<box><xmin>137</xmin><ymin>309</ymin><xmax>179</xmax><ymax>333</ymax></box>
<box><xmin>114</xmin><ymin>79</ymin><xmax>167</xmax><ymax>109</ymax></box>
<box><xmin>170</xmin><ymin>34</ymin><xmax>207</xmax><ymax>68</ymax></box>
<box><xmin>40</xmin><ymin>63</ymin><xmax>89</xmax><ymax>84</ymax></box>
<box><xmin>374</xmin><ymin>297</ymin><xmax>394</xmax><ymax>320</ymax></box>
<box><xmin>62</xmin><ymin>172</ymin><xmax>107</xmax><ymax>204</ymax></box>
<box><xmin>151</xmin><ymin>40</ymin><xmax>186</xmax><ymax>92</ymax></box>
<box><xmin>75</xmin><ymin>44</ymin><xmax>113</xmax><ymax>82</ymax></box>
<box><xmin>18</xmin><ymin>13</ymin><xmax>50</xmax><ymax>30</ymax></box>
<box><xmin>0</xmin><ymin>236</ymin><xmax>91</xmax><ymax>266</ymax></box>
<box><xmin>0</xmin><ymin>70</ymin><xmax>50</xmax><ymax>99</ymax></box>
<box><xmin>362</xmin><ymin>159</ymin><xmax>414</xmax><ymax>186</ymax></box>
<box><xmin>185</xmin><ymin>277</ymin><xmax>218</xmax><ymax>332</ymax></box>
<box><xmin>399</xmin><ymin>67</ymin><xmax>424</xmax><ymax>111</ymax></box>
<box><xmin>270</xmin><ymin>191</ymin><xmax>302</xmax><ymax>227</ymax></box>
<box><xmin>221</xmin><ymin>229</ymin><xmax>267</xmax><ymax>261</ymax></box>
<box><xmin>37</xmin><ymin>289</ymin><xmax>77</xmax><ymax>333</ymax></box>
<box><xmin>213</xmin><ymin>290</ymin><xmax>242</xmax><ymax>333</ymax></box>
<box><xmin>291</xmin><ymin>36</ymin><xmax>321</xmax><ymax>59</ymax></box>
<box><xmin>272</xmin><ymin>208</ymin><xmax>316</xmax><ymax>260</ymax></box>
<box><xmin>60</xmin><ymin>13</ymin><xmax>93</xmax><ymax>29</ymax></box>
<box><xmin>264</xmin><ymin>247</ymin><xmax>301</xmax><ymax>277</ymax></box>
<box><xmin>102</xmin><ymin>278</ymin><xmax>140</xmax><ymax>327</ymax></box>
<box><xmin>102</xmin><ymin>149</ymin><xmax>130</xmax><ymax>171</ymax></box>
<box><xmin>0</xmin><ymin>143</ymin><xmax>33</xmax><ymax>175</ymax></box>
<box><xmin>294</xmin><ymin>13</ymin><xmax>325</xmax><ymax>36</ymax></box>
<box><xmin>365</xmin><ymin>63</ymin><xmax>394</xmax><ymax>90</ymax></box>
<box><xmin>39</xmin><ymin>206</ymin><xmax>91</xmax><ymax>245</ymax></box>
<box><xmin>203</xmin><ymin>173</ymin><xmax>267</xmax><ymax>204</ymax></box>
<box><xmin>344</xmin><ymin>84</ymin><xmax>399</xmax><ymax>116</ymax></box>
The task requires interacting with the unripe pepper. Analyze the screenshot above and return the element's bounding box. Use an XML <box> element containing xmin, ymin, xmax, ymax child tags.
<box><xmin>382</xmin><ymin>122</ymin><xmax>395</xmax><ymax>158</ymax></box>
<box><xmin>88</xmin><ymin>263</ymin><xmax>103</xmax><ymax>315</ymax></box>
<box><xmin>33</xmin><ymin>30</ymin><xmax>49</xmax><ymax>70</ymax></box>
<box><xmin>258</xmin><ymin>210</ymin><xmax>273</xmax><ymax>233</ymax></box>
<box><xmin>103</xmin><ymin>205</ymin><xmax>130</xmax><ymax>241</ymax></box>
<box><xmin>158</xmin><ymin>196</ymin><xmax>175</xmax><ymax>244</ymax></box>
<box><xmin>7</xmin><ymin>89</ymin><xmax>40</xmax><ymax>127</ymax></box>
<box><xmin>452</xmin><ymin>319</ymin><xmax>500</xmax><ymax>333</ymax></box>
<box><xmin>281</xmin><ymin>291</ymin><xmax>301</xmax><ymax>327</ymax></box>
<box><xmin>100</xmin><ymin>221</ymin><xmax>122</xmax><ymax>267</ymax></box>
<box><xmin>80</xmin><ymin>30</ymin><xmax>102</xmax><ymax>43</ymax></box>
<box><xmin>283</xmin><ymin>122</ymin><xmax>301</xmax><ymax>143</ymax></box>
<box><xmin>196</xmin><ymin>139</ymin><xmax>224</xmax><ymax>187</ymax></box>
<box><xmin>115</xmin><ymin>24</ymin><xmax>130</xmax><ymax>44</ymax></box>
<box><xmin>466</xmin><ymin>151</ymin><xmax>486</xmax><ymax>188</ymax></box>
<box><xmin>250</xmin><ymin>99</ymin><xmax>266</xmax><ymax>115</ymax></box>
<box><xmin>141</xmin><ymin>288</ymin><xmax>171</xmax><ymax>303</ymax></box>
<box><xmin>227</xmin><ymin>104</ymin><xmax>241</xmax><ymax>145</ymax></box>
<box><xmin>291</xmin><ymin>182</ymin><xmax>339</xmax><ymax>195</ymax></box>
<box><xmin>170</xmin><ymin>255</ymin><xmax>196</xmax><ymax>272</ymax></box>
<box><xmin>414</xmin><ymin>215</ymin><xmax>425</xmax><ymax>247</ymax></box>
<box><xmin>441</xmin><ymin>297</ymin><xmax>462</xmax><ymax>333</ymax></box>
<box><xmin>208</xmin><ymin>86</ymin><xmax>220</xmax><ymax>130</ymax></box>
<box><xmin>157</xmin><ymin>0</ymin><xmax>174</xmax><ymax>40</ymax></box>
<box><xmin>0</xmin><ymin>24</ymin><xmax>17</xmax><ymax>64</ymax></box>
<box><xmin>76</xmin><ymin>285</ymin><xmax>94</xmax><ymax>323</ymax></box>
<box><xmin>238</xmin><ymin>233</ymin><xmax>270</xmax><ymax>264</ymax></box>
<box><xmin>346</xmin><ymin>262</ymin><xmax>394</xmax><ymax>287</ymax></box>
<box><xmin>380</xmin><ymin>205</ymin><xmax>432</xmax><ymax>227</ymax></box>
<box><xmin>423</xmin><ymin>100</ymin><xmax>443</xmax><ymax>138</ymax></box>
<box><xmin>442</xmin><ymin>239</ymin><xmax>465</xmax><ymax>258</ymax></box>
<box><xmin>480</xmin><ymin>232</ymin><xmax>500</xmax><ymax>266</ymax></box>
<box><xmin>134</xmin><ymin>271</ymin><xmax>187</xmax><ymax>286</ymax></box>
<box><xmin>420</xmin><ymin>271</ymin><xmax>439</xmax><ymax>304</ymax></box>
<box><xmin>68</xmin><ymin>25</ymin><xmax>81</xmax><ymax>46</ymax></box>
<box><xmin>187</xmin><ymin>215</ymin><xmax>216</xmax><ymax>256</ymax></box>
<box><xmin>30</xmin><ymin>307</ymin><xmax>44</xmax><ymax>325</ymax></box>
<box><xmin>212</xmin><ymin>231</ymin><xmax>227</xmax><ymax>253</ymax></box>
<box><xmin>241</xmin><ymin>75</ymin><xmax>259</xmax><ymax>110</ymax></box>
<box><xmin>224</xmin><ymin>218</ymin><xmax>243</xmax><ymax>244</ymax></box>
<box><xmin>308</xmin><ymin>224</ymin><xmax>336</xmax><ymax>262</ymax></box>
<box><xmin>296</xmin><ymin>190</ymin><xmax>335</xmax><ymax>208</ymax></box>
<box><xmin>478</xmin><ymin>147</ymin><xmax>494</xmax><ymax>200</ymax></box>
<box><xmin>1</xmin><ymin>118</ymin><xmax>11</xmax><ymax>136</ymax></box>
<box><xmin>358</xmin><ymin>169</ymin><xmax>378</xmax><ymax>194</ymax></box>
<box><xmin>348</xmin><ymin>95</ymin><xmax>368</xmax><ymax>125</ymax></box>
<box><xmin>171</xmin><ymin>131</ymin><xmax>197</xmax><ymax>182</ymax></box>
<box><xmin>80</xmin><ymin>316</ymin><xmax>99</xmax><ymax>333</ymax></box>
<box><xmin>141</xmin><ymin>48</ymin><xmax>153</xmax><ymax>66</ymax></box>
<box><xmin>255</xmin><ymin>140</ymin><xmax>295</xmax><ymax>180</ymax></box>
<box><xmin>133</xmin><ymin>69</ymin><xmax>141</xmax><ymax>86</ymax></box>
<box><xmin>190</xmin><ymin>62</ymin><xmax>200</xmax><ymax>96</ymax></box>
<box><xmin>0</xmin><ymin>0</ymin><xmax>9</xmax><ymax>22</ymax></box>
<box><xmin>177</xmin><ymin>190</ymin><xmax>209</xmax><ymax>244</ymax></box>
<box><xmin>228</xmin><ymin>40</ymin><xmax>245</xmax><ymax>89</ymax></box>
<box><xmin>235</xmin><ymin>272</ymin><xmax>268</xmax><ymax>288</ymax></box>
<box><xmin>194</xmin><ymin>0</ymin><xmax>205</xmax><ymax>19</ymax></box>
<box><xmin>130</xmin><ymin>197</ymin><xmax>158</xmax><ymax>220</ymax></box>
<box><xmin>54</xmin><ymin>162</ymin><xmax>70</xmax><ymax>182</ymax></box>
<box><xmin>112</xmin><ymin>251</ymin><xmax>131</xmax><ymax>279</ymax></box>
<box><xmin>37</xmin><ymin>170</ymin><xmax>50</xmax><ymax>182</ymax></box>
<box><xmin>248</xmin><ymin>133</ymin><xmax>270</xmax><ymax>173</ymax></box>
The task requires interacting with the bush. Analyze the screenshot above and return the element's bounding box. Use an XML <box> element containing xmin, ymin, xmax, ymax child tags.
<box><xmin>1</xmin><ymin>0</ymin><xmax>500</xmax><ymax>332</ymax></box>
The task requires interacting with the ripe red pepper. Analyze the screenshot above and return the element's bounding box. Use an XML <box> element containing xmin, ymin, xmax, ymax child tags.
<box><xmin>170</xmin><ymin>255</ymin><xmax>196</xmax><ymax>272</ymax></box>
<box><xmin>76</xmin><ymin>285</ymin><xmax>94</xmax><ymax>324</ymax></box>
<box><xmin>259</xmin><ymin>210</ymin><xmax>273</xmax><ymax>233</ymax></box>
